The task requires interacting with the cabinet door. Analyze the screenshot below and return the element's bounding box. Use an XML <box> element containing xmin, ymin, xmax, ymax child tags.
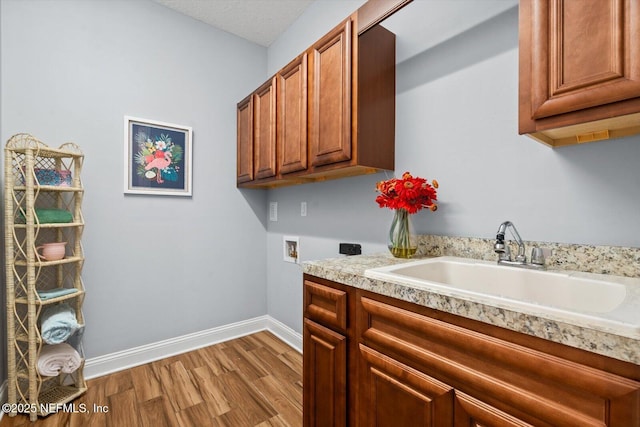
<box><xmin>309</xmin><ymin>18</ymin><xmax>352</xmax><ymax>167</ymax></box>
<box><xmin>278</xmin><ymin>53</ymin><xmax>308</xmax><ymax>175</ymax></box>
<box><xmin>359</xmin><ymin>344</ymin><xmax>454</xmax><ymax>426</ymax></box>
<box><xmin>520</xmin><ymin>0</ymin><xmax>640</xmax><ymax>139</ymax></box>
<box><xmin>236</xmin><ymin>95</ymin><xmax>253</xmax><ymax>183</ymax></box>
<box><xmin>254</xmin><ymin>77</ymin><xmax>277</xmax><ymax>180</ymax></box>
<box><xmin>528</xmin><ymin>0</ymin><xmax>640</xmax><ymax>119</ymax></box>
<box><xmin>454</xmin><ymin>392</ymin><xmax>534</xmax><ymax>427</ymax></box>
<box><xmin>303</xmin><ymin>319</ymin><xmax>347</xmax><ymax>427</ymax></box>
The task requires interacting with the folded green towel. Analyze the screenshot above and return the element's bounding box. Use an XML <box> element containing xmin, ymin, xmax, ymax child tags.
<box><xmin>37</xmin><ymin>288</ymin><xmax>78</xmax><ymax>301</ymax></box>
<box><xmin>20</xmin><ymin>208</ymin><xmax>73</xmax><ymax>224</ymax></box>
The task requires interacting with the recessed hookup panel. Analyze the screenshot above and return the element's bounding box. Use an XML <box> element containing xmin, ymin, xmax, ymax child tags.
<box><xmin>284</xmin><ymin>236</ymin><xmax>300</xmax><ymax>263</ymax></box>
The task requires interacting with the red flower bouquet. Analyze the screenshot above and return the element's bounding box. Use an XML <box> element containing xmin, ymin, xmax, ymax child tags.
<box><xmin>375</xmin><ymin>172</ymin><xmax>439</xmax><ymax>258</ymax></box>
<box><xmin>375</xmin><ymin>172</ymin><xmax>438</xmax><ymax>213</ymax></box>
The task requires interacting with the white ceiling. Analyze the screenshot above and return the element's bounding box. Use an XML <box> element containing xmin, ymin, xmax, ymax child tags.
<box><xmin>151</xmin><ymin>0</ymin><xmax>315</xmax><ymax>47</ymax></box>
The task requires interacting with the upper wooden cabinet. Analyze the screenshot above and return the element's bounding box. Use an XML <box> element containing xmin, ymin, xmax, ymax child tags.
<box><xmin>309</xmin><ymin>19</ymin><xmax>353</xmax><ymax>168</ymax></box>
<box><xmin>519</xmin><ymin>0</ymin><xmax>640</xmax><ymax>147</ymax></box>
<box><xmin>278</xmin><ymin>53</ymin><xmax>308</xmax><ymax>175</ymax></box>
<box><xmin>236</xmin><ymin>94</ymin><xmax>253</xmax><ymax>184</ymax></box>
<box><xmin>237</xmin><ymin>13</ymin><xmax>395</xmax><ymax>188</ymax></box>
<box><xmin>254</xmin><ymin>77</ymin><xmax>277</xmax><ymax>180</ymax></box>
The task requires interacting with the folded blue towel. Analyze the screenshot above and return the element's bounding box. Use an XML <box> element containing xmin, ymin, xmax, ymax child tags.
<box><xmin>37</xmin><ymin>288</ymin><xmax>77</xmax><ymax>301</ymax></box>
<box><xmin>40</xmin><ymin>303</ymin><xmax>80</xmax><ymax>345</ymax></box>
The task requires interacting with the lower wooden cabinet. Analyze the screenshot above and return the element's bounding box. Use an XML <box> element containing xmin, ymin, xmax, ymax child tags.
<box><xmin>358</xmin><ymin>293</ymin><xmax>640</xmax><ymax>426</ymax></box>
<box><xmin>303</xmin><ymin>319</ymin><xmax>347</xmax><ymax>427</ymax></box>
<box><xmin>303</xmin><ymin>277</ymin><xmax>355</xmax><ymax>427</ymax></box>
<box><xmin>358</xmin><ymin>344</ymin><xmax>539</xmax><ymax>427</ymax></box>
<box><xmin>303</xmin><ymin>274</ymin><xmax>640</xmax><ymax>427</ymax></box>
<box><xmin>359</xmin><ymin>344</ymin><xmax>454</xmax><ymax>426</ymax></box>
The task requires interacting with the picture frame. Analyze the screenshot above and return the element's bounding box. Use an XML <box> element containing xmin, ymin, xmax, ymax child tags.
<box><xmin>124</xmin><ymin>116</ymin><xmax>193</xmax><ymax>196</ymax></box>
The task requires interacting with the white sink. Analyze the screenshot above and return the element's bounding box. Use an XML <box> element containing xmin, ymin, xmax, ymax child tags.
<box><xmin>365</xmin><ymin>256</ymin><xmax>640</xmax><ymax>338</ymax></box>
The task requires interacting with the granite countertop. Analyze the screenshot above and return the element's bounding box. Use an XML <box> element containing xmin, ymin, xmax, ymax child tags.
<box><xmin>303</xmin><ymin>253</ymin><xmax>640</xmax><ymax>366</ymax></box>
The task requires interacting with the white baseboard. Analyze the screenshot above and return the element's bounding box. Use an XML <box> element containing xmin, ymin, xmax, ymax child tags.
<box><xmin>84</xmin><ymin>315</ymin><xmax>302</xmax><ymax>379</ymax></box>
<box><xmin>264</xmin><ymin>316</ymin><xmax>303</xmax><ymax>353</ymax></box>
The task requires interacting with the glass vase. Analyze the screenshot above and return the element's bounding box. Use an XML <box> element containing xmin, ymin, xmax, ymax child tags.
<box><xmin>388</xmin><ymin>209</ymin><xmax>417</xmax><ymax>258</ymax></box>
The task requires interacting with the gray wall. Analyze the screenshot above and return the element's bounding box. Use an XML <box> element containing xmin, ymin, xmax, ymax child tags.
<box><xmin>265</xmin><ymin>2</ymin><xmax>640</xmax><ymax>335</ymax></box>
<box><xmin>1</xmin><ymin>0</ymin><xmax>269</xmax><ymax>390</ymax></box>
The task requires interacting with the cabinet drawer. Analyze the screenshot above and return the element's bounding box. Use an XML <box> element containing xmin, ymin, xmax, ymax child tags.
<box><xmin>358</xmin><ymin>293</ymin><xmax>640</xmax><ymax>426</ymax></box>
<box><xmin>304</xmin><ymin>279</ymin><xmax>348</xmax><ymax>332</ymax></box>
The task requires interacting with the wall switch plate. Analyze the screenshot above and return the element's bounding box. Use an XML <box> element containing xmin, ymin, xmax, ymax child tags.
<box><xmin>269</xmin><ymin>202</ymin><xmax>278</xmax><ymax>221</ymax></box>
<box><xmin>301</xmin><ymin>202</ymin><xmax>307</xmax><ymax>217</ymax></box>
<box><xmin>283</xmin><ymin>236</ymin><xmax>300</xmax><ymax>263</ymax></box>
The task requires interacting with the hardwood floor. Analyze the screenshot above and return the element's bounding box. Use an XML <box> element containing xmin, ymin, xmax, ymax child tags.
<box><xmin>0</xmin><ymin>331</ymin><xmax>303</xmax><ymax>427</ymax></box>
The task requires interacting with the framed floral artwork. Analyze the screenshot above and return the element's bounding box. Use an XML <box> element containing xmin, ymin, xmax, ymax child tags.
<box><xmin>124</xmin><ymin>116</ymin><xmax>193</xmax><ymax>196</ymax></box>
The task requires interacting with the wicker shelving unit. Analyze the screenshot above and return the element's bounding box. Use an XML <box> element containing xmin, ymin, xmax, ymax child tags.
<box><xmin>4</xmin><ymin>134</ymin><xmax>87</xmax><ymax>421</ymax></box>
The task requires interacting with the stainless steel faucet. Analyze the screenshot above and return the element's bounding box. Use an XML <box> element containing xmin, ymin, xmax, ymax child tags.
<box><xmin>494</xmin><ymin>221</ymin><xmax>546</xmax><ymax>269</ymax></box>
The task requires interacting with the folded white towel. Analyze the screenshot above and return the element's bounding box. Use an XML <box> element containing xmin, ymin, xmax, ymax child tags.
<box><xmin>37</xmin><ymin>343</ymin><xmax>82</xmax><ymax>377</ymax></box>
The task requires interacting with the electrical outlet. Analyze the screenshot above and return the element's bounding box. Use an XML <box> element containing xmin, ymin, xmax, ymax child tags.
<box><xmin>301</xmin><ymin>202</ymin><xmax>307</xmax><ymax>217</ymax></box>
<box><xmin>269</xmin><ymin>202</ymin><xmax>278</xmax><ymax>221</ymax></box>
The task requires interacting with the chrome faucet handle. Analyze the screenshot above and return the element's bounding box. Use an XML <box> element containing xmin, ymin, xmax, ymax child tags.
<box><xmin>530</xmin><ymin>247</ymin><xmax>551</xmax><ymax>266</ymax></box>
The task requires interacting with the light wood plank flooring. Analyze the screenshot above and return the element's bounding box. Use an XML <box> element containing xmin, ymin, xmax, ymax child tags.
<box><xmin>0</xmin><ymin>331</ymin><xmax>302</xmax><ymax>427</ymax></box>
